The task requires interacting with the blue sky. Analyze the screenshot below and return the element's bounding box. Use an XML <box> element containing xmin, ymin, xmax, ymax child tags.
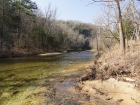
<box><xmin>32</xmin><ymin>0</ymin><xmax>102</xmax><ymax>23</ymax></box>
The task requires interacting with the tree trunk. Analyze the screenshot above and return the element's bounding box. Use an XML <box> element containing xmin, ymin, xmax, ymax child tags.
<box><xmin>0</xmin><ymin>0</ymin><xmax>4</xmax><ymax>52</ymax></box>
<box><xmin>27</xmin><ymin>34</ymin><xmax>29</xmax><ymax>53</ymax></box>
<box><xmin>96</xmin><ymin>36</ymin><xmax>99</xmax><ymax>55</ymax></box>
<box><xmin>17</xmin><ymin>9</ymin><xmax>21</xmax><ymax>48</ymax></box>
<box><xmin>136</xmin><ymin>24</ymin><xmax>140</xmax><ymax>41</ymax></box>
<box><xmin>116</xmin><ymin>0</ymin><xmax>125</xmax><ymax>54</ymax></box>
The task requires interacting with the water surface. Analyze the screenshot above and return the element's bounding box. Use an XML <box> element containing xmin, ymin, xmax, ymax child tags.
<box><xmin>0</xmin><ymin>51</ymin><xmax>94</xmax><ymax>105</ymax></box>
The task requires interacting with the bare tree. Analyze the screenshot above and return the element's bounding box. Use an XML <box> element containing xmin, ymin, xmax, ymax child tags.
<box><xmin>90</xmin><ymin>0</ymin><xmax>125</xmax><ymax>54</ymax></box>
<box><xmin>124</xmin><ymin>0</ymin><xmax>140</xmax><ymax>41</ymax></box>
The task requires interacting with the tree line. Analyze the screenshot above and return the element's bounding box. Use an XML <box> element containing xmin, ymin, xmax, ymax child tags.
<box><xmin>0</xmin><ymin>0</ymin><xmax>98</xmax><ymax>57</ymax></box>
<box><xmin>1</xmin><ymin>0</ymin><xmax>139</xmax><ymax>57</ymax></box>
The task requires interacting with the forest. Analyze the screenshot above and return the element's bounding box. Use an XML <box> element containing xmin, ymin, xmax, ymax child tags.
<box><xmin>0</xmin><ymin>0</ymin><xmax>100</xmax><ymax>57</ymax></box>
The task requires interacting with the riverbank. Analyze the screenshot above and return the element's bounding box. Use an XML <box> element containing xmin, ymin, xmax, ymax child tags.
<box><xmin>77</xmin><ymin>41</ymin><xmax>140</xmax><ymax>104</ymax></box>
<box><xmin>76</xmin><ymin>78</ymin><xmax>140</xmax><ymax>105</ymax></box>
<box><xmin>0</xmin><ymin>49</ymin><xmax>89</xmax><ymax>58</ymax></box>
<box><xmin>0</xmin><ymin>49</ymin><xmax>43</xmax><ymax>58</ymax></box>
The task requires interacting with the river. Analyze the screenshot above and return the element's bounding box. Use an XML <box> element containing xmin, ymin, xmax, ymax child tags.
<box><xmin>0</xmin><ymin>51</ymin><xmax>94</xmax><ymax>105</ymax></box>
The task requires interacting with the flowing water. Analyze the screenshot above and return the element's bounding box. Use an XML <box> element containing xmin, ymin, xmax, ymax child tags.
<box><xmin>0</xmin><ymin>51</ymin><xmax>94</xmax><ymax>105</ymax></box>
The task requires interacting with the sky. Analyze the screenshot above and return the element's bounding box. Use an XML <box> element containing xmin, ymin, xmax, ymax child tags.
<box><xmin>32</xmin><ymin>0</ymin><xmax>102</xmax><ymax>23</ymax></box>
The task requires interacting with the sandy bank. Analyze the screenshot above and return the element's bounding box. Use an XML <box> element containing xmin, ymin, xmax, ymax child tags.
<box><xmin>76</xmin><ymin>41</ymin><xmax>140</xmax><ymax>105</ymax></box>
<box><xmin>77</xmin><ymin>78</ymin><xmax>140</xmax><ymax>105</ymax></box>
<box><xmin>38</xmin><ymin>52</ymin><xmax>62</xmax><ymax>56</ymax></box>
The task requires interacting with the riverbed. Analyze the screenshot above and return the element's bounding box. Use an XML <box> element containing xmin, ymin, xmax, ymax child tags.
<box><xmin>0</xmin><ymin>51</ymin><xmax>94</xmax><ymax>105</ymax></box>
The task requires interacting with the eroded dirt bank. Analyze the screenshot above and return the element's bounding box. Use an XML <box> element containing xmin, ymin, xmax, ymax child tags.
<box><xmin>77</xmin><ymin>41</ymin><xmax>140</xmax><ymax>105</ymax></box>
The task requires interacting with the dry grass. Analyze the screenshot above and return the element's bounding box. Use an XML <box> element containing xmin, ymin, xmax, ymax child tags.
<box><xmin>97</xmin><ymin>40</ymin><xmax>140</xmax><ymax>79</ymax></box>
<box><xmin>80</xmin><ymin>40</ymin><xmax>140</xmax><ymax>89</ymax></box>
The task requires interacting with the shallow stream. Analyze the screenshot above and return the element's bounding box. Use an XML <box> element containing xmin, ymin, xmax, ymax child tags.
<box><xmin>0</xmin><ymin>51</ymin><xmax>94</xmax><ymax>105</ymax></box>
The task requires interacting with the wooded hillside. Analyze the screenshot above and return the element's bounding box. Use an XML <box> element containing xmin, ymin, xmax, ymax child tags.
<box><xmin>0</xmin><ymin>0</ymin><xmax>98</xmax><ymax>57</ymax></box>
